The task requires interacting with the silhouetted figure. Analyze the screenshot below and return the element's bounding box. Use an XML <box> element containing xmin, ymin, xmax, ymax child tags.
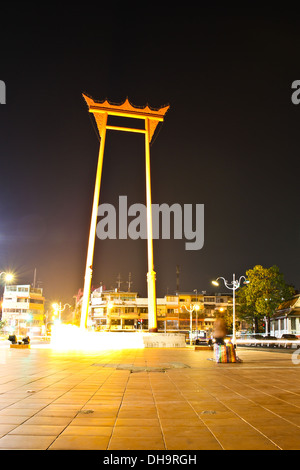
<box><xmin>213</xmin><ymin>318</ymin><xmax>227</xmax><ymax>345</ymax></box>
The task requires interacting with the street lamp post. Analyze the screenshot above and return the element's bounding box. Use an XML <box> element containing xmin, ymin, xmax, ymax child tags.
<box><xmin>182</xmin><ymin>303</ymin><xmax>200</xmax><ymax>346</ymax></box>
<box><xmin>212</xmin><ymin>274</ymin><xmax>249</xmax><ymax>344</ymax></box>
<box><xmin>193</xmin><ymin>289</ymin><xmax>198</xmax><ymax>334</ymax></box>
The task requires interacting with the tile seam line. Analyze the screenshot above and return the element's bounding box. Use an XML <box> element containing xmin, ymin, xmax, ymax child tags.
<box><xmin>214</xmin><ymin>380</ymin><xmax>300</xmax><ymax>432</ymax></box>
<box><xmin>0</xmin><ymin>362</ymin><xmax>113</xmax><ymax>450</ymax></box>
<box><xmin>218</xmin><ymin>370</ymin><xmax>300</xmax><ymax>415</ymax></box>
<box><xmin>45</xmin><ymin>359</ymin><xmax>125</xmax><ymax>450</ymax></box>
<box><xmin>165</xmin><ymin>371</ymin><xmax>225</xmax><ymax>450</ymax></box>
<box><xmin>0</xmin><ymin>358</ymin><xmax>118</xmax><ymax>449</ymax></box>
<box><xmin>218</xmin><ymin>360</ymin><xmax>300</xmax><ymax>395</ymax></box>
<box><xmin>0</xmin><ymin>363</ymin><xmax>108</xmax><ymax>440</ymax></box>
<box><xmin>148</xmin><ymin>369</ymin><xmax>167</xmax><ymax>450</ymax></box>
<box><xmin>171</xmin><ymin>370</ymin><xmax>282</xmax><ymax>450</ymax></box>
<box><xmin>0</xmin><ymin>358</ymin><xmax>93</xmax><ymax>393</ymax></box>
<box><xmin>105</xmin><ymin>352</ymin><xmax>138</xmax><ymax>450</ymax></box>
<box><xmin>223</xmin><ymin>373</ymin><xmax>300</xmax><ymax>400</ymax></box>
<box><xmin>202</xmin><ymin>373</ymin><xmax>284</xmax><ymax>449</ymax></box>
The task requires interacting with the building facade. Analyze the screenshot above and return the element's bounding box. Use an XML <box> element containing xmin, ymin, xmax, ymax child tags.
<box><xmin>2</xmin><ymin>284</ymin><xmax>45</xmax><ymax>335</ymax></box>
<box><xmin>79</xmin><ymin>288</ymin><xmax>233</xmax><ymax>335</ymax></box>
<box><xmin>270</xmin><ymin>295</ymin><xmax>300</xmax><ymax>337</ymax></box>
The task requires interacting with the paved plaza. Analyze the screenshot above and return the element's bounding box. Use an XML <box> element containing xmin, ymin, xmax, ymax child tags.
<box><xmin>0</xmin><ymin>342</ymin><xmax>299</xmax><ymax>450</ymax></box>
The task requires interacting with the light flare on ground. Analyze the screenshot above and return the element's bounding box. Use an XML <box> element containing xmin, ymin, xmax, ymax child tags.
<box><xmin>50</xmin><ymin>324</ymin><xmax>145</xmax><ymax>351</ymax></box>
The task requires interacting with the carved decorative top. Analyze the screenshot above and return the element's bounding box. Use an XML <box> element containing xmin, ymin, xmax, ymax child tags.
<box><xmin>82</xmin><ymin>93</ymin><xmax>170</xmax><ymax>120</ymax></box>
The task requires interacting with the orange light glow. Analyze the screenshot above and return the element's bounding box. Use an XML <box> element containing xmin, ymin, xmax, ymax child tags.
<box><xmin>50</xmin><ymin>324</ymin><xmax>145</xmax><ymax>351</ymax></box>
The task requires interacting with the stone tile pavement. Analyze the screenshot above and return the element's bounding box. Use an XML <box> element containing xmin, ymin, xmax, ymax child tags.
<box><xmin>0</xmin><ymin>343</ymin><xmax>299</xmax><ymax>450</ymax></box>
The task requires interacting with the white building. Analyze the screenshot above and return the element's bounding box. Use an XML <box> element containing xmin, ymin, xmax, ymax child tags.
<box><xmin>2</xmin><ymin>284</ymin><xmax>45</xmax><ymax>335</ymax></box>
<box><xmin>270</xmin><ymin>295</ymin><xmax>300</xmax><ymax>338</ymax></box>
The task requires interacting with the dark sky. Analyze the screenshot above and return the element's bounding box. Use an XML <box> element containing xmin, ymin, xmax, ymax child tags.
<box><xmin>0</xmin><ymin>5</ymin><xmax>299</xmax><ymax>305</ymax></box>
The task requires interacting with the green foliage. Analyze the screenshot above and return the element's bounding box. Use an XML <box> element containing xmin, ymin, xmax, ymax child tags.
<box><xmin>236</xmin><ymin>265</ymin><xmax>295</xmax><ymax>332</ymax></box>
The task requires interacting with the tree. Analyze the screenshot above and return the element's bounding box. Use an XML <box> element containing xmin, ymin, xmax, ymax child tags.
<box><xmin>236</xmin><ymin>265</ymin><xmax>294</xmax><ymax>333</ymax></box>
<box><xmin>235</xmin><ymin>283</ymin><xmax>257</xmax><ymax>331</ymax></box>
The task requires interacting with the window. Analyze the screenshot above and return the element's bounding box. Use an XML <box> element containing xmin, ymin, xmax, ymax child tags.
<box><xmin>29</xmin><ymin>299</ymin><xmax>43</xmax><ymax>304</ymax></box>
<box><xmin>138</xmin><ymin>308</ymin><xmax>148</xmax><ymax>313</ymax></box>
<box><xmin>157</xmin><ymin>308</ymin><xmax>165</xmax><ymax>316</ymax></box>
<box><xmin>6</xmin><ymin>286</ymin><xmax>16</xmax><ymax>292</ymax></box>
<box><xmin>204</xmin><ymin>308</ymin><xmax>213</xmax><ymax>314</ymax></box>
<box><xmin>166</xmin><ymin>320</ymin><xmax>178</xmax><ymax>329</ymax></box>
<box><xmin>125</xmin><ymin>307</ymin><xmax>134</xmax><ymax>313</ymax></box>
<box><xmin>111</xmin><ymin>308</ymin><xmax>121</xmax><ymax>314</ymax></box>
<box><xmin>31</xmin><ymin>288</ymin><xmax>42</xmax><ymax>295</ymax></box>
<box><xmin>166</xmin><ymin>296</ymin><xmax>177</xmax><ymax>302</ymax></box>
<box><xmin>18</xmin><ymin>287</ymin><xmax>29</xmax><ymax>293</ymax></box>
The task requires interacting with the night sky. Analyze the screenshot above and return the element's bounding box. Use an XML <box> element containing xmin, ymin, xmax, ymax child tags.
<box><xmin>0</xmin><ymin>5</ymin><xmax>299</xmax><ymax>305</ymax></box>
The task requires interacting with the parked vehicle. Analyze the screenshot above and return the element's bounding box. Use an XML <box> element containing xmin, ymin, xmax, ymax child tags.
<box><xmin>239</xmin><ymin>333</ymin><xmax>299</xmax><ymax>349</ymax></box>
<box><xmin>244</xmin><ymin>334</ymin><xmax>264</xmax><ymax>347</ymax></box>
<box><xmin>262</xmin><ymin>335</ymin><xmax>278</xmax><ymax>348</ymax></box>
<box><xmin>281</xmin><ymin>334</ymin><xmax>298</xmax><ymax>340</ymax></box>
<box><xmin>279</xmin><ymin>334</ymin><xmax>299</xmax><ymax>348</ymax></box>
<box><xmin>195</xmin><ymin>330</ymin><xmax>212</xmax><ymax>346</ymax></box>
<box><xmin>242</xmin><ymin>334</ymin><xmax>278</xmax><ymax>347</ymax></box>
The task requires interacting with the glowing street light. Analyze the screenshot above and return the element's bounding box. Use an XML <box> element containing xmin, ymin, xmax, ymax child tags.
<box><xmin>0</xmin><ymin>272</ymin><xmax>14</xmax><ymax>283</ymax></box>
<box><xmin>211</xmin><ymin>274</ymin><xmax>249</xmax><ymax>344</ymax></box>
<box><xmin>181</xmin><ymin>303</ymin><xmax>200</xmax><ymax>346</ymax></box>
<box><xmin>52</xmin><ymin>302</ymin><xmax>72</xmax><ymax>322</ymax></box>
